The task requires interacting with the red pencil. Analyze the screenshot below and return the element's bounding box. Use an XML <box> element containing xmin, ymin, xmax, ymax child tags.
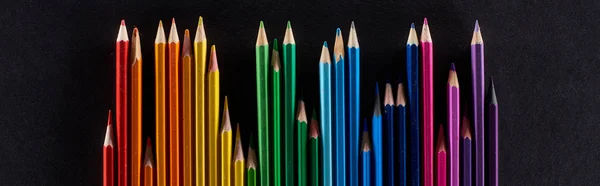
<box><xmin>104</xmin><ymin>110</ymin><xmax>115</xmax><ymax>186</ymax></box>
<box><xmin>115</xmin><ymin>20</ymin><xmax>129</xmax><ymax>186</ymax></box>
<box><xmin>420</xmin><ymin>18</ymin><xmax>434</xmax><ymax>186</ymax></box>
<box><xmin>435</xmin><ymin>126</ymin><xmax>447</xmax><ymax>186</ymax></box>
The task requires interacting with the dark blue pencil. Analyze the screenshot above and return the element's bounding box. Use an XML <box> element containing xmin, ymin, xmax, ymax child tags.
<box><xmin>372</xmin><ymin>83</ymin><xmax>383</xmax><ymax>186</ymax></box>
<box><xmin>361</xmin><ymin>118</ymin><xmax>372</xmax><ymax>186</ymax></box>
<box><xmin>383</xmin><ymin>83</ymin><xmax>395</xmax><ymax>186</ymax></box>
<box><xmin>406</xmin><ymin>23</ymin><xmax>420</xmax><ymax>186</ymax></box>
<box><xmin>461</xmin><ymin>115</ymin><xmax>472</xmax><ymax>186</ymax></box>
<box><xmin>347</xmin><ymin>22</ymin><xmax>360</xmax><ymax>186</ymax></box>
<box><xmin>396</xmin><ymin>83</ymin><xmax>407</xmax><ymax>186</ymax></box>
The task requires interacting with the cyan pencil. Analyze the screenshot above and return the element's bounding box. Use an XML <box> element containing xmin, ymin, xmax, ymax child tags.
<box><xmin>319</xmin><ymin>41</ymin><xmax>333</xmax><ymax>186</ymax></box>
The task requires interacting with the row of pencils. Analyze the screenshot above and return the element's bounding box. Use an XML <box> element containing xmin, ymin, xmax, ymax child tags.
<box><xmin>103</xmin><ymin>16</ymin><xmax>499</xmax><ymax>186</ymax></box>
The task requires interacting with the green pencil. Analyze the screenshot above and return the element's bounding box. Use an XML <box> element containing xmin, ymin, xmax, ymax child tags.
<box><xmin>309</xmin><ymin>109</ymin><xmax>320</xmax><ymax>186</ymax></box>
<box><xmin>271</xmin><ymin>38</ymin><xmax>281</xmax><ymax>186</ymax></box>
<box><xmin>283</xmin><ymin>21</ymin><xmax>297</xmax><ymax>186</ymax></box>
<box><xmin>256</xmin><ymin>21</ymin><xmax>270</xmax><ymax>186</ymax></box>
<box><xmin>297</xmin><ymin>100</ymin><xmax>307</xmax><ymax>186</ymax></box>
<box><xmin>247</xmin><ymin>135</ymin><xmax>257</xmax><ymax>186</ymax></box>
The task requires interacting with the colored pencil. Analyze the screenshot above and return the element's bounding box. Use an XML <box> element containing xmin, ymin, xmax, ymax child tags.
<box><xmin>233</xmin><ymin>124</ymin><xmax>245</xmax><ymax>186</ymax></box>
<box><xmin>447</xmin><ymin>63</ymin><xmax>460</xmax><ymax>186</ymax></box>
<box><xmin>396</xmin><ymin>83</ymin><xmax>407</xmax><ymax>186</ymax></box>
<box><xmin>421</xmin><ymin>18</ymin><xmax>434</xmax><ymax>186</ymax></box>
<box><xmin>383</xmin><ymin>83</ymin><xmax>394</xmax><ymax>186</ymax></box>
<box><xmin>143</xmin><ymin>138</ymin><xmax>154</xmax><ymax>186</ymax></box>
<box><xmin>487</xmin><ymin>79</ymin><xmax>498</xmax><ymax>186</ymax></box>
<box><xmin>103</xmin><ymin>110</ymin><xmax>114</xmax><ymax>186</ymax></box>
<box><xmin>115</xmin><ymin>20</ymin><xmax>129</xmax><ymax>186</ymax></box>
<box><xmin>470</xmin><ymin>20</ymin><xmax>485</xmax><ymax>186</ymax></box>
<box><xmin>255</xmin><ymin>21</ymin><xmax>270</xmax><ymax>186</ymax></box>
<box><xmin>283</xmin><ymin>21</ymin><xmax>296</xmax><ymax>186</ymax></box>
<box><xmin>297</xmin><ymin>100</ymin><xmax>308</xmax><ymax>186</ymax></box>
<box><xmin>182</xmin><ymin>29</ymin><xmax>194</xmax><ymax>186</ymax></box>
<box><xmin>361</xmin><ymin>119</ymin><xmax>371</xmax><ymax>186</ymax></box>
<box><xmin>319</xmin><ymin>41</ymin><xmax>333</xmax><ymax>186</ymax></box>
<box><xmin>435</xmin><ymin>126</ymin><xmax>447</xmax><ymax>186</ymax></box>
<box><xmin>167</xmin><ymin>18</ymin><xmax>181</xmax><ymax>186</ymax></box>
<box><xmin>333</xmin><ymin>28</ymin><xmax>347</xmax><ymax>186</ymax></box>
<box><xmin>154</xmin><ymin>20</ymin><xmax>167</xmax><ymax>186</ymax></box>
<box><xmin>372</xmin><ymin>83</ymin><xmax>383</xmax><ymax>186</ymax></box>
<box><xmin>194</xmin><ymin>16</ymin><xmax>207</xmax><ymax>186</ymax></box>
<box><xmin>131</xmin><ymin>27</ymin><xmax>143</xmax><ymax>186</ymax></box>
<box><xmin>221</xmin><ymin>97</ymin><xmax>232</xmax><ymax>186</ymax></box>
<box><xmin>461</xmin><ymin>116</ymin><xmax>472</xmax><ymax>186</ymax></box>
<box><xmin>272</xmin><ymin>38</ymin><xmax>282</xmax><ymax>186</ymax></box>
<box><xmin>309</xmin><ymin>109</ymin><xmax>320</xmax><ymax>186</ymax></box>
<box><xmin>208</xmin><ymin>45</ymin><xmax>220</xmax><ymax>186</ymax></box>
<box><xmin>247</xmin><ymin>135</ymin><xmax>258</xmax><ymax>186</ymax></box>
<box><xmin>347</xmin><ymin>22</ymin><xmax>360</xmax><ymax>186</ymax></box>
<box><xmin>406</xmin><ymin>23</ymin><xmax>420</xmax><ymax>186</ymax></box>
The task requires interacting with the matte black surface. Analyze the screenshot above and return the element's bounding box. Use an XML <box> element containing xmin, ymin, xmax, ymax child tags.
<box><xmin>1</xmin><ymin>0</ymin><xmax>599</xmax><ymax>185</ymax></box>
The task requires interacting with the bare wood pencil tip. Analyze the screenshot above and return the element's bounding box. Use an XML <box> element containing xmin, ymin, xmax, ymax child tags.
<box><xmin>348</xmin><ymin>22</ymin><xmax>359</xmax><ymax>48</ymax></box>
<box><xmin>182</xmin><ymin>29</ymin><xmax>192</xmax><ymax>57</ymax></box>
<box><xmin>297</xmin><ymin>100</ymin><xmax>307</xmax><ymax>123</ymax></box>
<box><xmin>194</xmin><ymin>16</ymin><xmax>207</xmax><ymax>42</ymax></box>
<box><xmin>421</xmin><ymin>18</ymin><xmax>432</xmax><ymax>42</ymax></box>
<box><xmin>144</xmin><ymin>137</ymin><xmax>154</xmax><ymax>167</ymax></box>
<box><xmin>384</xmin><ymin>83</ymin><xmax>395</xmax><ymax>106</ymax></box>
<box><xmin>104</xmin><ymin>110</ymin><xmax>114</xmax><ymax>147</ymax></box>
<box><xmin>168</xmin><ymin>18</ymin><xmax>180</xmax><ymax>43</ymax></box>
<box><xmin>256</xmin><ymin>21</ymin><xmax>268</xmax><ymax>46</ymax></box>
<box><xmin>247</xmin><ymin>139</ymin><xmax>257</xmax><ymax>169</ymax></box>
<box><xmin>320</xmin><ymin>41</ymin><xmax>331</xmax><ymax>64</ymax></box>
<box><xmin>132</xmin><ymin>28</ymin><xmax>142</xmax><ymax>64</ymax></box>
<box><xmin>361</xmin><ymin>118</ymin><xmax>371</xmax><ymax>151</ymax></box>
<box><xmin>233</xmin><ymin>124</ymin><xmax>245</xmax><ymax>162</ymax></box>
<box><xmin>283</xmin><ymin>21</ymin><xmax>295</xmax><ymax>44</ymax></box>
<box><xmin>271</xmin><ymin>38</ymin><xmax>281</xmax><ymax>71</ymax></box>
<box><xmin>334</xmin><ymin>28</ymin><xmax>345</xmax><ymax>62</ymax></box>
<box><xmin>155</xmin><ymin>20</ymin><xmax>166</xmax><ymax>44</ymax></box>
<box><xmin>462</xmin><ymin>115</ymin><xmax>472</xmax><ymax>139</ymax></box>
<box><xmin>471</xmin><ymin>20</ymin><xmax>483</xmax><ymax>45</ymax></box>
<box><xmin>407</xmin><ymin>23</ymin><xmax>419</xmax><ymax>45</ymax></box>
<box><xmin>437</xmin><ymin>125</ymin><xmax>446</xmax><ymax>152</ymax></box>
<box><xmin>209</xmin><ymin>45</ymin><xmax>219</xmax><ymax>72</ymax></box>
<box><xmin>221</xmin><ymin>96</ymin><xmax>231</xmax><ymax>133</ymax></box>
<box><xmin>396</xmin><ymin>83</ymin><xmax>406</xmax><ymax>106</ymax></box>
<box><xmin>309</xmin><ymin>110</ymin><xmax>319</xmax><ymax>138</ymax></box>
<box><xmin>448</xmin><ymin>63</ymin><xmax>459</xmax><ymax>87</ymax></box>
<box><xmin>117</xmin><ymin>20</ymin><xmax>129</xmax><ymax>41</ymax></box>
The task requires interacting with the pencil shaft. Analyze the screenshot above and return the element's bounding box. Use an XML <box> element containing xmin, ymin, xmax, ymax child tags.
<box><xmin>309</xmin><ymin>137</ymin><xmax>319</xmax><ymax>186</ymax></box>
<box><xmin>472</xmin><ymin>43</ymin><xmax>485</xmax><ymax>186</ymax></box>
<box><xmin>373</xmin><ymin>115</ymin><xmax>382</xmax><ymax>186</ymax></box>
<box><xmin>347</xmin><ymin>38</ymin><xmax>360</xmax><ymax>186</ymax></box>
<box><xmin>273</xmin><ymin>41</ymin><xmax>282</xmax><ymax>186</ymax></box>
<box><xmin>208</xmin><ymin>67</ymin><xmax>220</xmax><ymax>186</ymax></box>
<box><xmin>248</xmin><ymin>168</ymin><xmax>257</xmax><ymax>186</ymax></box>
<box><xmin>234</xmin><ymin>160</ymin><xmax>245</xmax><ymax>186</ymax></box>
<box><xmin>256</xmin><ymin>23</ymin><xmax>270</xmax><ymax>186</ymax></box>
<box><xmin>406</xmin><ymin>40</ymin><xmax>420</xmax><ymax>186</ymax></box>
<box><xmin>131</xmin><ymin>30</ymin><xmax>142</xmax><ymax>186</ymax></box>
<box><xmin>221</xmin><ymin>131</ymin><xmax>232</xmax><ymax>186</ymax></box>
<box><xmin>436</xmin><ymin>151</ymin><xmax>447</xmax><ymax>186</ymax></box>
<box><xmin>488</xmin><ymin>103</ymin><xmax>498</xmax><ymax>186</ymax></box>
<box><xmin>384</xmin><ymin>104</ymin><xmax>394</xmax><ymax>186</ymax></box>
<box><xmin>116</xmin><ymin>28</ymin><xmax>129</xmax><ymax>186</ymax></box>
<box><xmin>143</xmin><ymin>165</ymin><xmax>153</xmax><ymax>186</ymax></box>
<box><xmin>448</xmin><ymin>85</ymin><xmax>460</xmax><ymax>186</ymax></box>
<box><xmin>298</xmin><ymin>119</ymin><xmax>307</xmax><ymax>186</ymax></box>
<box><xmin>334</xmin><ymin>56</ymin><xmax>346</xmax><ymax>186</ymax></box>
<box><xmin>396</xmin><ymin>104</ymin><xmax>407</xmax><ymax>186</ymax></box>
<box><xmin>421</xmin><ymin>40</ymin><xmax>434</xmax><ymax>186</ymax></box>
<box><xmin>461</xmin><ymin>138</ymin><xmax>472</xmax><ymax>186</ymax></box>
<box><xmin>319</xmin><ymin>62</ymin><xmax>332</xmax><ymax>186</ymax></box>
<box><xmin>362</xmin><ymin>151</ymin><xmax>371</xmax><ymax>186</ymax></box>
<box><xmin>154</xmin><ymin>40</ymin><xmax>167</xmax><ymax>186</ymax></box>
<box><xmin>283</xmin><ymin>30</ymin><xmax>296</xmax><ymax>186</ymax></box>
<box><xmin>168</xmin><ymin>38</ymin><xmax>181</xmax><ymax>185</ymax></box>
<box><xmin>104</xmin><ymin>145</ymin><xmax>114</xmax><ymax>186</ymax></box>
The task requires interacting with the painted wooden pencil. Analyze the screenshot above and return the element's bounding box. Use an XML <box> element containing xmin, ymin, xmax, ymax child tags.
<box><xmin>319</xmin><ymin>41</ymin><xmax>333</xmax><ymax>186</ymax></box>
<box><xmin>309</xmin><ymin>109</ymin><xmax>320</xmax><ymax>186</ymax></box>
<box><xmin>447</xmin><ymin>63</ymin><xmax>460</xmax><ymax>186</ymax></box>
<box><xmin>283</xmin><ymin>21</ymin><xmax>296</xmax><ymax>186</ymax></box>
<box><xmin>272</xmin><ymin>38</ymin><xmax>282</xmax><ymax>186</ymax></box>
<box><xmin>297</xmin><ymin>100</ymin><xmax>308</xmax><ymax>186</ymax></box>
<box><xmin>421</xmin><ymin>18</ymin><xmax>434</xmax><ymax>186</ymax></box>
<box><xmin>395</xmin><ymin>83</ymin><xmax>408</xmax><ymax>185</ymax></box>
<box><xmin>347</xmin><ymin>22</ymin><xmax>360</xmax><ymax>186</ymax></box>
<box><xmin>167</xmin><ymin>18</ymin><xmax>181</xmax><ymax>186</ymax></box>
<box><xmin>115</xmin><ymin>20</ymin><xmax>129</xmax><ymax>186</ymax></box>
<box><xmin>334</xmin><ymin>28</ymin><xmax>347</xmax><ymax>186</ymax></box>
<box><xmin>435</xmin><ymin>126</ymin><xmax>447</xmax><ymax>186</ymax></box>
<box><xmin>406</xmin><ymin>23</ymin><xmax>420</xmax><ymax>186</ymax></box>
<box><xmin>487</xmin><ymin>79</ymin><xmax>498</xmax><ymax>186</ymax></box>
<box><xmin>383</xmin><ymin>83</ymin><xmax>395</xmax><ymax>186</ymax></box>
<box><xmin>208</xmin><ymin>45</ymin><xmax>220</xmax><ymax>186</ymax></box>
<box><xmin>143</xmin><ymin>138</ymin><xmax>154</xmax><ymax>186</ymax></box>
<box><xmin>104</xmin><ymin>110</ymin><xmax>114</xmax><ymax>186</ymax></box>
<box><xmin>233</xmin><ymin>124</ymin><xmax>245</xmax><ymax>186</ymax></box>
<box><xmin>194</xmin><ymin>16</ymin><xmax>207</xmax><ymax>186</ymax></box>
<box><xmin>372</xmin><ymin>83</ymin><xmax>383</xmax><ymax>186</ymax></box>
<box><xmin>255</xmin><ymin>21</ymin><xmax>270</xmax><ymax>186</ymax></box>
<box><xmin>361</xmin><ymin>119</ymin><xmax>371</xmax><ymax>186</ymax></box>
<box><xmin>471</xmin><ymin>20</ymin><xmax>485</xmax><ymax>186</ymax></box>
<box><xmin>221</xmin><ymin>97</ymin><xmax>232</xmax><ymax>186</ymax></box>
<box><xmin>247</xmin><ymin>135</ymin><xmax>258</xmax><ymax>186</ymax></box>
<box><xmin>131</xmin><ymin>27</ymin><xmax>143</xmax><ymax>186</ymax></box>
<box><xmin>181</xmin><ymin>29</ymin><xmax>194</xmax><ymax>186</ymax></box>
<box><xmin>461</xmin><ymin>115</ymin><xmax>472</xmax><ymax>186</ymax></box>
<box><xmin>154</xmin><ymin>20</ymin><xmax>167</xmax><ymax>186</ymax></box>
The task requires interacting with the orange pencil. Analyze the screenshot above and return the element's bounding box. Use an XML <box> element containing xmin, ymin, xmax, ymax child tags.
<box><xmin>103</xmin><ymin>110</ymin><xmax>114</xmax><ymax>186</ymax></box>
<box><xmin>154</xmin><ymin>20</ymin><xmax>167</xmax><ymax>186</ymax></box>
<box><xmin>143</xmin><ymin>138</ymin><xmax>155</xmax><ymax>186</ymax></box>
<box><xmin>182</xmin><ymin>29</ymin><xmax>194</xmax><ymax>185</ymax></box>
<box><xmin>131</xmin><ymin>27</ymin><xmax>143</xmax><ymax>186</ymax></box>
<box><xmin>168</xmin><ymin>18</ymin><xmax>181</xmax><ymax>185</ymax></box>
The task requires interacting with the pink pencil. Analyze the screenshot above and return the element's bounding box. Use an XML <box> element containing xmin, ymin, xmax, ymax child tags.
<box><xmin>435</xmin><ymin>126</ymin><xmax>447</xmax><ymax>186</ymax></box>
<box><xmin>447</xmin><ymin>63</ymin><xmax>460</xmax><ymax>186</ymax></box>
<box><xmin>420</xmin><ymin>17</ymin><xmax>434</xmax><ymax>186</ymax></box>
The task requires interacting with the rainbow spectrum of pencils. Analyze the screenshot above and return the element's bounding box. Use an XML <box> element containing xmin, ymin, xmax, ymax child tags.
<box><xmin>104</xmin><ymin>18</ymin><xmax>499</xmax><ymax>186</ymax></box>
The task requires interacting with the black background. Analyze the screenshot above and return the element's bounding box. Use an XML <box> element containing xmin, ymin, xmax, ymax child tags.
<box><xmin>1</xmin><ymin>0</ymin><xmax>599</xmax><ymax>185</ymax></box>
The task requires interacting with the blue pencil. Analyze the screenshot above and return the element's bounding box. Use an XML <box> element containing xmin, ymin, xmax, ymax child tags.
<box><xmin>383</xmin><ymin>83</ymin><xmax>395</xmax><ymax>186</ymax></box>
<box><xmin>347</xmin><ymin>21</ymin><xmax>360</xmax><ymax>186</ymax></box>
<box><xmin>333</xmin><ymin>28</ymin><xmax>346</xmax><ymax>186</ymax></box>
<box><xmin>361</xmin><ymin>118</ymin><xmax>372</xmax><ymax>186</ymax></box>
<box><xmin>396</xmin><ymin>83</ymin><xmax>407</xmax><ymax>186</ymax></box>
<box><xmin>319</xmin><ymin>41</ymin><xmax>333</xmax><ymax>186</ymax></box>
<box><xmin>405</xmin><ymin>23</ymin><xmax>420</xmax><ymax>186</ymax></box>
<box><xmin>372</xmin><ymin>83</ymin><xmax>383</xmax><ymax>186</ymax></box>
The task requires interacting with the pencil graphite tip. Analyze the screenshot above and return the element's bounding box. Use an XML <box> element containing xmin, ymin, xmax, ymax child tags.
<box><xmin>247</xmin><ymin>135</ymin><xmax>257</xmax><ymax>169</ymax></box>
<box><xmin>117</xmin><ymin>20</ymin><xmax>129</xmax><ymax>41</ymax></box>
<box><xmin>287</xmin><ymin>20</ymin><xmax>291</xmax><ymax>28</ymax></box>
<box><xmin>423</xmin><ymin>17</ymin><xmax>429</xmax><ymax>25</ymax></box>
<box><xmin>168</xmin><ymin>18</ymin><xmax>179</xmax><ymax>43</ymax></box>
<box><xmin>209</xmin><ymin>45</ymin><xmax>219</xmax><ymax>72</ymax></box>
<box><xmin>198</xmin><ymin>16</ymin><xmax>204</xmax><ymax>25</ymax></box>
<box><xmin>450</xmin><ymin>63</ymin><xmax>456</xmax><ymax>71</ymax></box>
<box><xmin>334</xmin><ymin>28</ymin><xmax>345</xmax><ymax>62</ymax></box>
<box><xmin>384</xmin><ymin>83</ymin><xmax>394</xmax><ymax>106</ymax></box>
<box><xmin>411</xmin><ymin>23</ymin><xmax>415</xmax><ymax>28</ymax></box>
<box><xmin>259</xmin><ymin>21</ymin><xmax>264</xmax><ymax>28</ymax></box>
<box><xmin>320</xmin><ymin>42</ymin><xmax>331</xmax><ymax>64</ymax></box>
<box><xmin>144</xmin><ymin>137</ymin><xmax>154</xmax><ymax>167</ymax></box>
<box><xmin>474</xmin><ymin>20</ymin><xmax>480</xmax><ymax>32</ymax></box>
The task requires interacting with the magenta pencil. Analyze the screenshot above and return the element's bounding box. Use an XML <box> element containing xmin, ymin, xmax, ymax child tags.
<box><xmin>470</xmin><ymin>20</ymin><xmax>485</xmax><ymax>186</ymax></box>
<box><xmin>487</xmin><ymin>79</ymin><xmax>498</xmax><ymax>186</ymax></box>
<box><xmin>461</xmin><ymin>115</ymin><xmax>472</xmax><ymax>186</ymax></box>
<box><xmin>420</xmin><ymin>17</ymin><xmax>434</xmax><ymax>186</ymax></box>
<box><xmin>435</xmin><ymin>126</ymin><xmax>446</xmax><ymax>186</ymax></box>
<box><xmin>447</xmin><ymin>63</ymin><xmax>460</xmax><ymax>186</ymax></box>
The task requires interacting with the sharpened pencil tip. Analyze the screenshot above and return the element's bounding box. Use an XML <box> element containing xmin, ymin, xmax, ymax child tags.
<box><xmin>462</xmin><ymin>115</ymin><xmax>472</xmax><ymax>139</ymax></box>
<box><xmin>144</xmin><ymin>137</ymin><xmax>154</xmax><ymax>167</ymax></box>
<box><xmin>488</xmin><ymin>77</ymin><xmax>497</xmax><ymax>105</ymax></box>
<box><xmin>209</xmin><ymin>45</ymin><xmax>218</xmax><ymax>71</ymax></box>
<box><xmin>437</xmin><ymin>126</ymin><xmax>446</xmax><ymax>151</ymax></box>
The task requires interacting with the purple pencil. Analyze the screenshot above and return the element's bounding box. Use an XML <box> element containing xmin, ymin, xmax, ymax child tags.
<box><xmin>487</xmin><ymin>79</ymin><xmax>498</xmax><ymax>186</ymax></box>
<box><xmin>461</xmin><ymin>115</ymin><xmax>472</xmax><ymax>186</ymax></box>
<box><xmin>470</xmin><ymin>20</ymin><xmax>485</xmax><ymax>186</ymax></box>
<box><xmin>447</xmin><ymin>63</ymin><xmax>460</xmax><ymax>186</ymax></box>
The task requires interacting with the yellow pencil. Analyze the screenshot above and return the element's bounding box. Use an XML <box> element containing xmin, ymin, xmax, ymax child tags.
<box><xmin>208</xmin><ymin>45</ymin><xmax>220</xmax><ymax>186</ymax></box>
<box><xmin>131</xmin><ymin>27</ymin><xmax>143</xmax><ymax>186</ymax></box>
<box><xmin>182</xmin><ymin>28</ymin><xmax>193</xmax><ymax>186</ymax></box>
<box><xmin>233</xmin><ymin>124</ymin><xmax>245</xmax><ymax>186</ymax></box>
<box><xmin>194</xmin><ymin>16</ymin><xmax>208</xmax><ymax>186</ymax></box>
<box><xmin>221</xmin><ymin>97</ymin><xmax>232</xmax><ymax>186</ymax></box>
<box><xmin>154</xmin><ymin>20</ymin><xmax>167</xmax><ymax>186</ymax></box>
